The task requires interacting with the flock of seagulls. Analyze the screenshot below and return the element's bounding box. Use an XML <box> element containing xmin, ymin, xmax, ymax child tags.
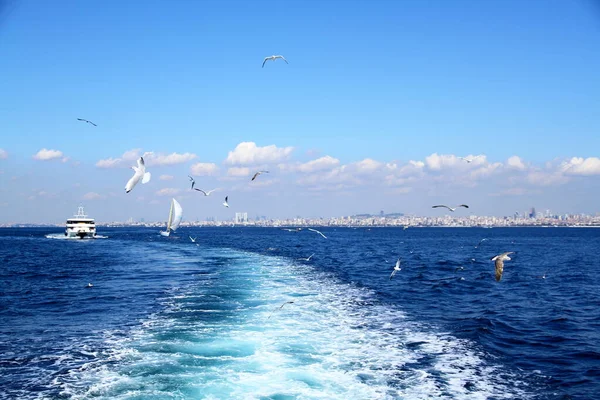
<box><xmin>79</xmin><ymin>53</ymin><xmax>512</xmax><ymax>288</ymax></box>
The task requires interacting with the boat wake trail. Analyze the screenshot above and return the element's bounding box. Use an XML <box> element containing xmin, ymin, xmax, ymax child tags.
<box><xmin>57</xmin><ymin>249</ymin><xmax>534</xmax><ymax>399</ymax></box>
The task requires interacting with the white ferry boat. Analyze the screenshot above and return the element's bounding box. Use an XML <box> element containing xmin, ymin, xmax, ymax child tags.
<box><xmin>65</xmin><ymin>206</ymin><xmax>97</xmax><ymax>239</ymax></box>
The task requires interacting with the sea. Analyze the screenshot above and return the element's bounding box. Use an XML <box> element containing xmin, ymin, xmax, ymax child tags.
<box><xmin>0</xmin><ymin>227</ymin><xmax>598</xmax><ymax>400</ymax></box>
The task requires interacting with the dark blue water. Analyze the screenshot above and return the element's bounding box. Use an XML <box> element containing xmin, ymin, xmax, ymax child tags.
<box><xmin>1</xmin><ymin>227</ymin><xmax>598</xmax><ymax>399</ymax></box>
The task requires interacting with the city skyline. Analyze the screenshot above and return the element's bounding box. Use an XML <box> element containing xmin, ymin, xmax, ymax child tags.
<box><xmin>1</xmin><ymin>1</ymin><xmax>599</xmax><ymax>223</ymax></box>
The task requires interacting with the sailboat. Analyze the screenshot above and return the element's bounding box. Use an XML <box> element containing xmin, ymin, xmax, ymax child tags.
<box><xmin>160</xmin><ymin>198</ymin><xmax>183</xmax><ymax>237</ymax></box>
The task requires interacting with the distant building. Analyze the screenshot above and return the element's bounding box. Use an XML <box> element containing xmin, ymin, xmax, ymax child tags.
<box><xmin>529</xmin><ymin>207</ymin><xmax>536</xmax><ymax>219</ymax></box>
<box><xmin>235</xmin><ymin>212</ymin><xmax>248</xmax><ymax>224</ymax></box>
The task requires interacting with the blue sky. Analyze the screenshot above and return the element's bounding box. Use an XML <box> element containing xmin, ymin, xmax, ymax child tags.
<box><xmin>1</xmin><ymin>0</ymin><xmax>599</xmax><ymax>223</ymax></box>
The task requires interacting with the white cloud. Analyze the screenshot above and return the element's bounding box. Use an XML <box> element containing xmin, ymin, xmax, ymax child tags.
<box><xmin>526</xmin><ymin>170</ymin><xmax>569</xmax><ymax>186</ymax></box>
<box><xmin>425</xmin><ymin>153</ymin><xmax>460</xmax><ymax>171</ymax></box>
<box><xmin>560</xmin><ymin>157</ymin><xmax>600</xmax><ymax>176</ymax></box>
<box><xmin>159</xmin><ymin>174</ymin><xmax>174</xmax><ymax>181</ymax></box>
<box><xmin>0</xmin><ymin>149</ymin><xmax>7</xmax><ymax>159</ymax></box>
<box><xmin>507</xmin><ymin>156</ymin><xmax>526</xmax><ymax>171</ymax></box>
<box><xmin>96</xmin><ymin>157</ymin><xmax>122</xmax><ymax>168</ymax></box>
<box><xmin>144</xmin><ymin>152</ymin><xmax>197</xmax><ymax>166</ymax></box>
<box><xmin>155</xmin><ymin>188</ymin><xmax>181</xmax><ymax>196</ymax></box>
<box><xmin>191</xmin><ymin>162</ymin><xmax>219</xmax><ymax>176</ymax></box>
<box><xmin>82</xmin><ymin>192</ymin><xmax>104</xmax><ymax>200</ymax></box>
<box><xmin>353</xmin><ymin>158</ymin><xmax>383</xmax><ymax>173</ymax></box>
<box><xmin>96</xmin><ymin>149</ymin><xmax>196</xmax><ymax>168</ymax></box>
<box><xmin>297</xmin><ymin>156</ymin><xmax>340</xmax><ymax>173</ymax></box>
<box><xmin>425</xmin><ymin>153</ymin><xmax>486</xmax><ymax>171</ymax></box>
<box><xmin>225</xmin><ymin>142</ymin><xmax>293</xmax><ymax>165</ymax></box>
<box><xmin>227</xmin><ymin>167</ymin><xmax>250</xmax><ymax>177</ymax></box>
<box><xmin>33</xmin><ymin>148</ymin><xmax>64</xmax><ymax>161</ymax></box>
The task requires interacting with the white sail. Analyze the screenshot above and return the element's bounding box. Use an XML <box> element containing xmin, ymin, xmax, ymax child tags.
<box><xmin>170</xmin><ymin>199</ymin><xmax>183</xmax><ymax>231</ymax></box>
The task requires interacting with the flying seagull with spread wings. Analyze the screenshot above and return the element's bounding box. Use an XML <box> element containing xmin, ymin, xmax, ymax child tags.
<box><xmin>432</xmin><ymin>204</ymin><xmax>469</xmax><ymax>212</ymax></box>
<box><xmin>389</xmin><ymin>258</ymin><xmax>401</xmax><ymax>280</ymax></box>
<box><xmin>267</xmin><ymin>301</ymin><xmax>294</xmax><ymax>320</ymax></box>
<box><xmin>77</xmin><ymin>118</ymin><xmax>97</xmax><ymax>127</ymax></box>
<box><xmin>475</xmin><ymin>238</ymin><xmax>489</xmax><ymax>248</ymax></box>
<box><xmin>189</xmin><ymin>236</ymin><xmax>197</xmax><ymax>243</ymax></box>
<box><xmin>459</xmin><ymin>155</ymin><xmax>483</xmax><ymax>163</ymax></box>
<box><xmin>223</xmin><ymin>196</ymin><xmax>229</xmax><ymax>208</ymax></box>
<box><xmin>194</xmin><ymin>188</ymin><xmax>218</xmax><ymax>196</ymax></box>
<box><xmin>308</xmin><ymin>228</ymin><xmax>327</xmax><ymax>239</ymax></box>
<box><xmin>251</xmin><ymin>171</ymin><xmax>269</xmax><ymax>181</ymax></box>
<box><xmin>125</xmin><ymin>157</ymin><xmax>151</xmax><ymax>193</ymax></box>
<box><xmin>491</xmin><ymin>252</ymin><xmax>514</xmax><ymax>282</ymax></box>
<box><xmin>262</xmin><ymin>55</ymin><xmax>288</xmax><ymax>68</ymax></box>
<box><xmin>297</xmin><ymin>253</ymin><xmax>315</xmax><ymax>262</ymax></box>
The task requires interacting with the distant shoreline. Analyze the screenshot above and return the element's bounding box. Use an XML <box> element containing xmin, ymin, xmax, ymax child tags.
<box><xmin>2</xmin><ymin>225</ymin><xmax>600</xmax><ymax>229</ymax></box>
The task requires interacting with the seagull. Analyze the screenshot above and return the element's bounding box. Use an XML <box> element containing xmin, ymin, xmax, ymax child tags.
<box><xmin>251</xmin><ymin>171</ymin><xmax>269</xmax><ymax>181</ymax></box>
<box><xmin>194</xmin><ymin>188</ymin><xmax>218</xmax><ymax>196</ymax></box>
<box><xmin>86</xmin><ymin>283</ymin><xmax>93</xmax><ymax>288</ymax></box>
<box><xmin>267</xmin><ymin>301</ymin><xmax>294</xmax><ymax>319</ymax></box>
<box><xmin>432</xmin><ymin>204</ymin><xmax>469</xmax><ymax>212</ymax></box>
<box><xmin>403</xmin><ymin>225</ymin><xmax>409</xmax><ymax>230</ymax></box>
<box><xmin>459</xmin><ymin>155</ymin><xmax>483</xmax><ymax>163</ymax></box>
<box><xmin>262</xmin><ymin>55</ymin><xmax>288</xmax><ymax>68</ymax></box>
<box><xmin>223</xmin><ymin>196</ymin><xmax>229</xmax><ymax>208</ymax></box>
<box><xmin>455</xmin><ymin>266</ymin><xmax>465</xmax><ymax>272</ymax></box>
<box><xmin>77</xmin><ymin>118</ymin><xmax>97</xmax><ymax>127</ymax></box>
<box><xmin>188</xmin><ymin>176</ymin><xmax>196</xmax><ymax>190</ymax></box>
<box><xmin>389</xmin><ymin>258</ymin><xmax>401</xmax><ymax>280</ymax></box>
<box><xmin>491</xmin><ymin>252</ymin><xmax>514</xmax><ymax>282</ymax></box>
<box><xmin>540</xmin><ymin>271</ymin><xmax>547</xmax><ymax>279</ymax></box>
<box><xmin>297</xmin><ymin>253</ymin><xmax>315</xmax><ymax>262</ymax></box>
<box><xmin>282</xmin><ymin>228</ymin><xmax>301</xmax><ymax>232</ymax></box>
<box><xmin>475</xmin><ymin>238</ymin><xmax>489</xmax><ymax>248</ymax></box>
<box><xmin>308</xmin><ymin>228</ymin><xmax>327</xmax><ymax>239</ymax></box>
<box><xmin>189</xmin><ymin>236</ymin><xmax>197</xmax><ymax>243</ymax></box>
<box><xmin>125</xmin><ymin>157</ymin><xmax>151</xmax><ymax>193</ymax></box>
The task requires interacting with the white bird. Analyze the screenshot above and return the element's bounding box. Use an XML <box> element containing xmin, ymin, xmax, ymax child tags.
<box><xmin>188</xmin><ymin>175</ymin><xmax>196</xmax><ymax>190</ymax></box>
<box><xmin>77</xmin><ymin>118</ymin><xmax>97</xmax><ymax>126</ymax></box>
<box><xmin>194</xmin><ymin>188</ymin><xmax>218</xmax><ymax>196</ymax></box>
<box><xmin>86</xmin><ymin>283</ymin><xmax>93</xmax><ymax>288</ymax></box>
<box><xmin>432</xmin><ymin>204</ymin><xmax>469</xmax><ymax>212</ymax></box>
<box><xmin>308</xmin><ymin>228</ymin><xmax>327</xmax><ymax>239</ymax></box>
<box><xmin>189</xmin><ymin>236</ymin><xmax>197</xmax><ymax>243</ymax></box>
<box><xmin>491</xmin><ymin>252</ymin><xmax>514</xmax><ymax>282</ymax></box>
<box><xmin>389</xmin><ymin>258</ymin><xmax>401</xmax><ymax>280</ymax></box>
<box><xmin>475</xmin><ymin>238</ymin><xmax>488</xmax><ymax>248</ymax></box>
<box><xmin>459</xmin><ymin>155</ymin><xmax>483</xmax><ymax>163</ymax></box>
<box><xmin>267</xmin><ymin>301</ymin><xmax>294</xmax><ymax>320</ymax></box>
<box><xmin>297</xmin><ymin>253</ymin><xmax>315</xmax><ymax>262</ymax></box>
<box><xmin>251</xmin><ymin>170</ymin><xmax>269</xmax><ymax>181</ymax></box>
<box><xmin>223</xmin><ymin>196</ymin><xmax>229</xmax><ymax>208</ymax></box>
<box><xmin>262</xmin><ymin>55</ymin><xmax>288</xmax><ymax>68</ymax></box>
<box><xmin>125</xmin><ymin>157</ymin><xmax>151</xmax><ymax>193</ymax></box>
<box><xmin>282</xmin><ymin>228</ymin><xmax>301</xmax><ymax>232</ymax></box>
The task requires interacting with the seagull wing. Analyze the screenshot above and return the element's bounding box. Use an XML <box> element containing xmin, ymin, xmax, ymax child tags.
<box><xmin>262</xmin><ymin>58</ymin><xmax>268</xmax><ymax>68</ymax></box>
<box><xmin>90</xmin><ymin>121</ymin><xmax>97</xmax><ymax>126</ymax></box>
<box><xmin>194</xmin><ymin>189</ymin><xmax>207</xmax><ymax>196</ymax></box>
<box><xmin>225</xmin><ymin>196</ymin><xmax>228</xmax><ymax>202</ymax></box>
<box><xmin>137</xmin><ymin>157</ymin><xmax>145</xmax><ymax>170</ymax></box>
<box><xmin>308</xmin><ymin>228</ymin><xmax>327</xmax><ymax>239</ymax></box>
<box><xmin>251</xmin><ymin>172</ymin><xmax>260</xmax><ymax>181</ymax></box>
<box><xmin>432</xmin><ymin>205</ymin><xmax>452</xmax><ymax>211</ymax></box>
<box><xmin>280</xmin><ymin>56</ymin><xmax>289</xmax><ymax>64</ymax></box>
<box><xmin>457</xmin><ymin>204</ymin><xmax>469</xmax><ymax>209</ymax></box>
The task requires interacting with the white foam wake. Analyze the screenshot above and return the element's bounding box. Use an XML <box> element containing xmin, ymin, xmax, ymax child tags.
<box><xmin>57</xmin><ymin>249</ymin><xmax>532</xmax><ymax>399</ymax></box>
